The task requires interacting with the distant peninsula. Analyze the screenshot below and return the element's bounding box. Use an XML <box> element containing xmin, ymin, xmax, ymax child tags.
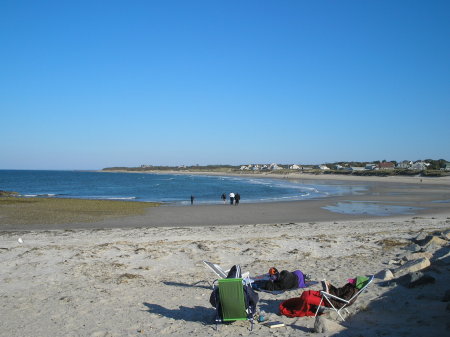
<box><xmin>102</xmin><ymin>159</ymin><xmax>450</xmax><ymax>178</ymax></box>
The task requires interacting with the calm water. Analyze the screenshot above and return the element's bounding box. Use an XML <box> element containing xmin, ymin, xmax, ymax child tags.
<box><xmin>0</xmin><ymin>170</ymin><xmax>368</xmax><ymax>205</ymax></box>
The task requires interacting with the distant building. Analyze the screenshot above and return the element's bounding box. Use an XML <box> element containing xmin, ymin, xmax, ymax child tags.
<box><xmin>365</xmin><ymin>164</ymin><xmax>378</xmax><ymax>170</ymax></box>
<box><xmin>410</xmin><ymin>161</ymin><xmax>429</xmax><ymax>170</ymax></box>
<box><xmin>289</xmin><ymin>164</ymin><xmax>301</xmax><ymax>170</ymax></box>
<box><xmin>378</xmin><ymin>162</ymin><xmax>395</xmax><ymax>170</ymax></box>
<box><xmin>396</xmin><ymin>160</ymin><xmax>412</xmax><ymax>169</ymax></box>
<box><xmin>349</xmin><ymin>167</ymin><xmax>365</xmax><ymax>171</ymax></box>
<box><xmin>269</xmin><ymin>163</ymin><xmax>283</xmax><ymax>170</ymax></box>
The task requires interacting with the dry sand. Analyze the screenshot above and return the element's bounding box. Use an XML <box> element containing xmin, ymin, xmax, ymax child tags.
<box><xmin>1</xmin><ymin>175</ymin><xmax>450</xmax><ymax>336</ymax></box>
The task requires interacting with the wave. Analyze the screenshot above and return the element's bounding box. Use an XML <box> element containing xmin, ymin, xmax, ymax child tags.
<box><xmin>21</xmin><ymin>193</ymin><xmax>60</xmax><ymax>198</ymax></box>
<box><xmin>79</xmin><ymin>196</ymin><xmax>137</xmax><ymax>200</ymax></box>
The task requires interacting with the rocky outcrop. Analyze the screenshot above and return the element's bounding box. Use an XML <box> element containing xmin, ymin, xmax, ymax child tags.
<box><xmin>393</xmin><ymin>257</ymin><xmax>431</xmax><ymax>276</ymax></box>
<box><xmin>0</xmin><ymin>190</ymin><xmax>19</xmax><ymax>197</ymax></box>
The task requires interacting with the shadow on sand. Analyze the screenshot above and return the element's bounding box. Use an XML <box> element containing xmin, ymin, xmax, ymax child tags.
<box><xmin>143</xmin><ymin>302</ymin><xmax>213</xmax><ymax>324</ymax></box>
<box><xmin>162</xmin><ymin>280</ymin><xmax>212</xmax><ymax>290</ymax></box>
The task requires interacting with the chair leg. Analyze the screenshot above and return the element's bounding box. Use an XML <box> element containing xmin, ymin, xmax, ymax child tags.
<box><xmin>314</xmin><ymin>298</ymin><xmax>324</xmax><ymax>317</ymax></box>
<box><xmin>215</xmin><ymin>316</ymin><xmax>220</xmax><ymax>331</ymax></box>
<box><xmin>336</xmin><ymin>309</ymin><xmax>346</xmax><ymax>321</ymax></box>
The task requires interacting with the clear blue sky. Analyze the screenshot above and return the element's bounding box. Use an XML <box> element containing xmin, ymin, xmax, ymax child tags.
<box><xmin>1</xmin><ymin>0</ymin><xmax>449</xmax><ymax>170</ymax></box>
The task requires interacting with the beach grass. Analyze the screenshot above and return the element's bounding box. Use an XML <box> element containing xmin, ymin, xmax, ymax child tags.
<box><xmin>0</xmin><ymin>197</ymin><xmax>159</xmax><ymax>225</ymax></box>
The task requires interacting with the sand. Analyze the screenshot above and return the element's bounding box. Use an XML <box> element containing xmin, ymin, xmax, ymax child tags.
<box><xmin>1</xmin><ymin>175</ymin><xmax>450</xmax><ymax>336</ymax></box>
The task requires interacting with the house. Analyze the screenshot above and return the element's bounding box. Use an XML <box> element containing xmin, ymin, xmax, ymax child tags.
<box><xmin>365</xmin><ymin>164</ymin><xmax>378</xmax><ymax>170</ymax></box>
<box><xmin>349</xmin><ymin>167</ymin><xmax>365</xmax><ymax>171</ymax></box>
<box><xmin>315</xmin><ymin>164</ymin><xmax>330</xmax><ymax>170</ymax></box>
<box><xmin>410</xmin><ymin>161</ymin><xmax>429</xmax><ymax>170</ymax></box>
<box><xmin>333</xmin><ymin>164</ymin><xmax>344</xmax><ymax>170</ymax></box>
<box><xmin>378</xmin><ymin>162</ymin><xmax>395</xmax><ymax>170</ymax></box>
<box><xmin>240</xmin><ymin>165</ymin><xmax>250</xmax><ymax>171</ymax></box>
<box><xmin>442</xmin><ymin>162</ymin><xmax>450</xmax><ymax>171</ymax></box>
<box><xmin>289</xmin><ymin>164</ymin><xmax>301</xmax><ymax>170</ymax></box>
<box><xmin>269</xmin><ymin>163</ymin><xmax>283</xmax><ymax>170</ymax></box>
<box><xmin>396</xmin><ymin>160</ymin><xmax>412</xmax><ymax>169</ymax></box>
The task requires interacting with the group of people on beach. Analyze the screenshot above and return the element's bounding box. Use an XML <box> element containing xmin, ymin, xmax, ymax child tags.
<box><xmin>221</xmin><ymin>192</ymin><xmax>240</xmax><ymax>205</ymax></box>
<box><xmin>190</xmin><ymin>193</ymin><xmax>241</xmax><ymax>205</ymax></box>
<box><xmin>210</xmin><ymin>265</ymin><xmax>368</xmax><ymax>320</ymax></box>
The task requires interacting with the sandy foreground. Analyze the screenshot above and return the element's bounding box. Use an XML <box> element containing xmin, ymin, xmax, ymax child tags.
<box><xmin>1</xmin><ymin>214</ymin><xmax>450</xmax><ymax>337</ymax></box>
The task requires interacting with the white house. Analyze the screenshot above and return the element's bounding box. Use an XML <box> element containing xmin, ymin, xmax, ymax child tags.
<box><xmin>410</xmin><ymin>161</ymin><xmax>429</xmax><ymax>170</ymax></box>
<box><xmin>365</xmin><ymin>164</ymin><xmax>378</xmax><ymax>170</ymax></box>
<box><xmin>396</xmin><ymin>160</ymin><xmax>412</xmax><ymax>169</ymax></box>
<box><xmin>349</xmin><ymin>167</ymin><xmax>365</xmax><ymax>171</ymax></box>
<box><xmin>289</xmin><ymin>164</ymin><xmax>301</xmax><ymax>170</ymax></box>
<box><xmin>269</xmin><ymin>163</ymin><xmax>283</xmax><ymax>170</ymax></box>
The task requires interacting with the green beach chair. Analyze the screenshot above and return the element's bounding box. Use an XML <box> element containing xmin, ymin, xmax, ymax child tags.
<box><xmin>214</xmin><ymin>278</ymin><xmax>255</xmax><ymax>331</ymax></box>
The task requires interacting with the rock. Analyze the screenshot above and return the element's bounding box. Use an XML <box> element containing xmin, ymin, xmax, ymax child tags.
<box><xmin>388</xmin><ymin>259</ymin><xmax>402</xmax><ymax>266</ymax></box>
<box><xmin>414</xmin><ymin>231</ymin><xmax>429</xmax><ymax>244</ymax></box>
<box><xmin>397</xmin><ymin>271</ymin><xmax>435</xmax><ymax>288</ymax></box>
<box><xmin>421</xmin><ymin>236</ymin><xmax>448</xmax><ymax>253</ymax></box>
<box><xmin>441</xmin><ymin>230</ymin><xmax>450</xmax><ymax>241</ymax></box>
<box><xmin>313</xmin><ymin>316</ymin><xmax>345</xmax><ymax>333</ymax></box>
<box><xmin>393</xmin><ymin>257</ymin><xmax>430</xmax><ymax>277</ymax></box>
<box><xmin>375</xmin><ymin>269</ymin><xmax>394</xmax><ymax>281</ymax></box>
<box><xmin>403</xmin><ymin>243</ymin><xmax>421</xmax><ymax>252</ymax></box>
<box><xmin>434</xmin><ymin>249</ymin><xmax>450</xmax><ymax>265</ymax></box>
<box><xmin>400</xmin><ymin>252</ymin><xmax>433</xmax><ymax>261</ymax></box>
<box><xmin>0</xmin><ymin>190</ymin><xmax>19</xmax><ymax>197</ymax></box>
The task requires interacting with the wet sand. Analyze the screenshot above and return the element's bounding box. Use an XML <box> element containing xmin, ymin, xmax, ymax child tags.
<box><xmin>2</xmin><ymin>177</ymin><xmax>449</xmax><ymax>230</ymax></box>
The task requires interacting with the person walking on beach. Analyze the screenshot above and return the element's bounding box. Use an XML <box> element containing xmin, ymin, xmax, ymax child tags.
<box><xmin>190</xmin><ymin>195</ymin><xmax>195</xmax><ymax>205</ymax></box>
<box><xmin>221</xmin><ymin>193</ymin><xmax>226</xmax><ymax>204</ymax></box>
<box><xmin>235</xmin><ymin>193</ymin><xmax>240</xmax><ymax>205</ymax></box>
<box><xmin>229</xmin><ymin>192</ymin><xmax>235</xmax><ymax>205</ymax></box>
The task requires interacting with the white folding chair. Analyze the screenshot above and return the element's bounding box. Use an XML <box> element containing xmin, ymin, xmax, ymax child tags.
<box><xmin>314</xmin><ymin>275</ymin><xmax>374</xmax><ymax>321</ymax></box>
<box><xmin>204</xmin><ymin>261</ymin><xmax>229</xmax><ymax>279</ymax></box>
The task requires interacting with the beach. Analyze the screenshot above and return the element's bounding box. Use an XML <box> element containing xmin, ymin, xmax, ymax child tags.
<box><xmin>1</xmin><ymin>174</ymin><xmax>449</xmax><ymax>336</ymax></box>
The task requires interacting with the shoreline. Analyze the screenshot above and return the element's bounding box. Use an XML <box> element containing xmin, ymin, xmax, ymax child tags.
<box><xmin>0</xmin><ymin>172</ymin><xmax>450</xmax><ymax>231</ymax></box>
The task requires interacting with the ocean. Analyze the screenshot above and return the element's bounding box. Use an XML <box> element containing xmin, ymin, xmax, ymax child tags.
<box><xmin>0</xmin><ymin>170</ymin><xmax>368</xmax><ymax>205</ymax></box>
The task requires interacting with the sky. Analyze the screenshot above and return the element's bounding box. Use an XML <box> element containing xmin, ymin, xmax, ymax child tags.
<box><xmin>1</xmin><ymin>0</ymin><xmax>449</xmax><ymax>170</ymax></box>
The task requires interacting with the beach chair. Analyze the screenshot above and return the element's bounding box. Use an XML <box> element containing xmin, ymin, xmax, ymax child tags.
<box><xmin>203</xmin><ymin>261</ymin><xmax>250</xmax><ymax>288</ymax></box>
<box><xmin>314</xmin><ymin>275</ymin><xmax>374</xmax><ymax>321</ymax></box>
<box><xmin>214</xmin><ymin>278</ymin><xmax>255</xmax><ymax>331</ymax></box>
<box><xmin>203</xmin><ymin>261</ymin><xmax>229</xmax><ymax>279</ymax></box>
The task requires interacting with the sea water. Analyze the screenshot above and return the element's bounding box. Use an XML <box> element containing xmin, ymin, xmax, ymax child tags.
<box><xmin>0</xmin><ymin>170</ymin><xmax>368</xmax><ymax>205</ymax></box>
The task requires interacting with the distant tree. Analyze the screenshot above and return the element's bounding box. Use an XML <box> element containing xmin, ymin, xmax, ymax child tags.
<box><xmin>425</xmin><ymin>159</ymin><xmax>443</xmax><ymax>170</ymax></box>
